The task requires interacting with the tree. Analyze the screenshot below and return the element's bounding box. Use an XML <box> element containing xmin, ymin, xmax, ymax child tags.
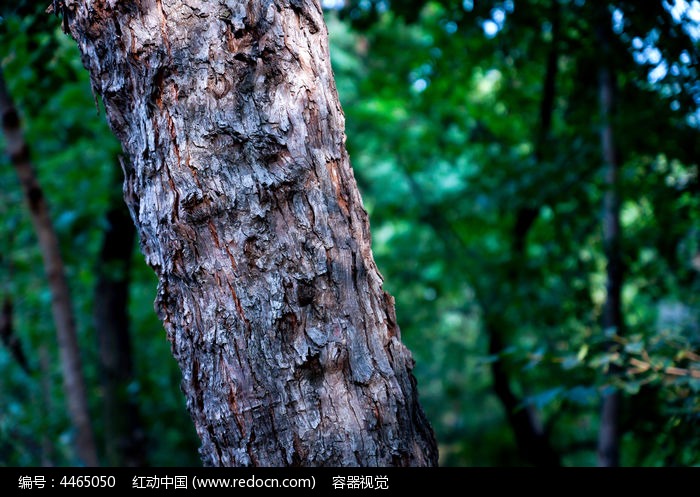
<box><xmin>94</xmin><ymin>170</ymin><xmax>147</xmax><ymax>467</ymax></box>
<box><xmin>594</xmin><ymin>3</ymin><xmax>623</xmax><ymax>468</ymax></box>
<box><xmin>0</xmin><ymin>66</ymin><xmax>99</xmax><ymax>466</ymax></box>
<box><xmin>54</xmin><ymin>0</ymin><xmax>438</xmax><ymax>466</ymax></box>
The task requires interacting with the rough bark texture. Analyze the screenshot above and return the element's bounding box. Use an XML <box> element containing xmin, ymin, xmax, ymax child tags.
<box><xmin>0</xmin><ymin>67</ymin><xmax>99</xmax><ymax>466</ymax></box>
<box><xmin>59</xmin><ymin>0</ymin><xmax>438</xmax><ymax>466</ymax></box>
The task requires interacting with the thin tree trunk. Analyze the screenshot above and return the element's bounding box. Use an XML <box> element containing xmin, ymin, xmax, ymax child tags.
<box><xmin>59</xmin><ymin>0</ymin><xmax>438</xmax><ymax>466</ymax></box>
<box><xmin>395</xmin><ymin>14</ymin><xmax>563</xmax><ymax>460</ymax></box>
<box><xmin>483</xmin><ymin>0</ymin><xmax>561</xmax><ymax>467</ymax></box>
<box><xmin>486</xmin><ymin>316</ymin><xmax>560</xmax><ymax>467</ymax></box>
<box><xmin>39</xmin><ymin>346</ymin><xmax>56</xmax><ymax>467</ymax></box>
<box><xmin>496</xmin><ymin>0</ymin><xmax>561</xmax><ymax>467</ymax></box>
<box><xmin>403</xmin><ymin>165</ymin><xmax>561</xmax><ymax>467</ymax></box>
<box><xmin>0</xmin><ymin>67</ymin><xmax>99</xmax><ymax>466</ymax></box>
<box><xmin>595</xmin><ymin>8</ymin><xmax>623</xmax><ymax>468</ymax></box>
<box><xmin>94</xmin><ymin>179</ymin><xmax>147</xmax><ymax>467</ymax></box>
<box><xmin>0</xmin><ymin>295</ymin><xmax>31</xmax><ymax>374</ymax></box>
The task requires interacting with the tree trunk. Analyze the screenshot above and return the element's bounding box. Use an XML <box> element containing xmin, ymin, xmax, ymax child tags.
<box><xmin>486</xmin><ymin>316</ymin><xmax>560</xmax><ymax>467</ymax></box>
<box><xmin>0</xmin><ymin>67</ymin><xmax>99</xmax><ymax>467</ymax></box>
<box><xmin>0</xmin><ymin>295</ymin><xmax>31</xmax><ymax>374</ymax></box>
<box><xmin>39</xmin><ymin>346</ymin><xmax>56</xmax><ymax>466</ymax></box>
<box><xmin>595</xmin><ymin>7</ymin><xmax>623</xmax><ymax>468</ymax></box>
<box><xmin>492</xmin><ymin>0</ymin><xmax>561</xmax><ymax>467</ymax></box>
<box><xmin>94</xmin><ymin>178</ymin><xmax>147</xmax><ymax>467</ymax></box>
<box><xmin>58</xmin><ymin>0</ymin><xmax>438</xmax><ymax>466</ymax></box>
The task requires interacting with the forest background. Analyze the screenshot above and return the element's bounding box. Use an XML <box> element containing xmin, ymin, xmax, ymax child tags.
<box><xmin>1</xmin><ymin>0</ymin><xmax>699</xmax><ymax>467</ymax></box>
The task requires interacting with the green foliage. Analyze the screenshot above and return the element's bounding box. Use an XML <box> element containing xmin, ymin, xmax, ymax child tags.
<box><xmin>328</xmin><ymin>0</ymin><xmax>700</xmax><ymax>466</ymax></box>
<box><xmin>1</xmin><ymin>1</ymin><xmax>698</xmax><ymax>467</ymax></box>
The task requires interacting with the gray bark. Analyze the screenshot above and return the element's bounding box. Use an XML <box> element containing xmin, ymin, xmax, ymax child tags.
<box><xmin>58</xmin><ymin>0</ymin><xmax>438</xmax><ymax>466</ymax></box>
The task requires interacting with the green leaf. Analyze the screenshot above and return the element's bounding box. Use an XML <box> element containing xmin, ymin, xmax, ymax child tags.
<box><xmin>624</xmin><ymin>341</ymin><xmax>645</xmax><ymax>355</ymax></box>
<box><xmin>525</xmin><ymin>387</ymin><xmax>564</xmax><ymax>410</ymax></box>
<box><xmin>622</xmin><ymin>380</ymin><xmax>642</xmax><ymax>395</ymax></box>
<box><xmin>561</xmin><ymin>354</ymin><xmax>581</xmax><ymax>370</ymax></box>
<box><xmin>577</xmin><ymin>344</ymin><xmax>589</xmax><ymax>362</ymax></box>
<box><xmin>565</xmin><ymin>386</ymin><xmax>599</xmax><ymax>406</ymax></box>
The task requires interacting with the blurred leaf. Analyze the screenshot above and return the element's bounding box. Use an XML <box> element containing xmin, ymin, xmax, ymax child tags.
<box><xmin>524</xmin><ymin>387</ymin><xmax>564</xmax><ymax>410</ymax></box>
<box><xmin>565</xmin><ymin>385</ymin><xmax>599</xmax><ymax>406</ymax></box>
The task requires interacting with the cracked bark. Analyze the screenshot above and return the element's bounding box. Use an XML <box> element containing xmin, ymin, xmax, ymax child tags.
<box><xmin>58</xmin><ymin>0</ymin><xmax>438</xmax><ymax>466</ymax></box>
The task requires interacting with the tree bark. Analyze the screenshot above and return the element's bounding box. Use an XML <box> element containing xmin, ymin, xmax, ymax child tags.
<box><xmin>58</xmin><ymin>0</ymin><xmax>438</xmax><ymax>466</ymax></box>
<box><xmin>0</xmin><ymin>67</ymin><xmax>99</xmax><ymax>466</ymax></box>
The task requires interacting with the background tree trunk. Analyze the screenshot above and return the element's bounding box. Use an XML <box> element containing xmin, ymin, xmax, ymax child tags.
<box><xmin>60</xmin><ymin>0</ymin><xmax>438</xmax><ymax>466</ymax></box>
<box><xmin>595</xmin><ymin>6</ymin><xmax>624</xmax><ymax>468</ymax></box>
<box><xmin>0</xmin><ymin>66</ymin><xmax>99</xmax><ymax>467</ymax></box>
<box><xmin>486</xmin><ymin>1</ymin><xmax>561</xmax><ymax>466</ymax></box>
<box><xmin>0</xmin><ymin>295</ymin><xmax>31</xmax><ymax>374</ymax></box>
<box><xmin>94</xmin><ymin>174</ymin><xmax>147</xmax><ymax>467</ymax></box>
